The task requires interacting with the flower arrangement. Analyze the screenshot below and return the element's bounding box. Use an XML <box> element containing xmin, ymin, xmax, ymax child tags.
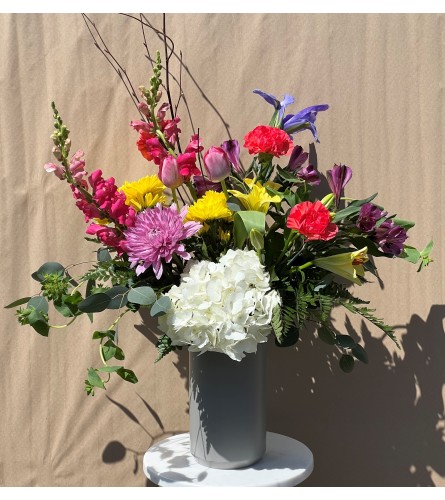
<box><xmin>6</xmin><ymin>46</ymin><xmax>433</xmax><ymax>396</ymax></box>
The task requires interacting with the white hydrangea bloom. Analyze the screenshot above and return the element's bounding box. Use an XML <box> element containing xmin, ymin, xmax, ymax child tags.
<box><xmin>157</xmin><ymin>249</ymin><xmax>281</xmax><ymax>361</ymax></box>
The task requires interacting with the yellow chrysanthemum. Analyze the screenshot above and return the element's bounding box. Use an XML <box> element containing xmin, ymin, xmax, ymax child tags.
<box><xmin>119</xmin><ymin>175</ymin><xmax>167</xmax><ymax>212</ymax></box>
<box><xmin>228</xmin><ymin>180</ymin><xmax>281</xmax><ymax>213</ymax></box>
<box><xmin>185</xmin><ymin>191</ymin><xmax>233</xmax><ymax>223</ymax></box>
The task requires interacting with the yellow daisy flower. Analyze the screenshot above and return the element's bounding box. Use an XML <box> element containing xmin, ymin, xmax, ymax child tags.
<box><xmin>119</xmin><ymin>175</ymin><xmax>167</xmax><ymax>212</ymax></box>
<box><xmin>228</xmin><ymin>180</ymin><xmax>281</xmax><ymax>213</ymax></box>
<box><xmin>185</xmin><ymin>191</ymin><xmax>233</xmax><ymax>223</ymax></box>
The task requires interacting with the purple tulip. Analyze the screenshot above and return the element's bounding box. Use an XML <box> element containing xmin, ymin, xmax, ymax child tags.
<box><xmin>204</xmin><ymin>146</ymin><xmax>231</xmax><ymax>182</ymax></box>
<box><xmin>326</xmin><ymin>164</ymin><xmax>353</xmax><ymax>207</ymax></box>
<box><xmin>357</xmin><ymin>203</ymin><xmax>386</xmax><ymax>232</ymax></box>
<box><xmin>221</xmin><ymin>139</ymin><xmax>241</xmax><ymax>174</ymax></box>
<box><xmin>282</xmin><ymin>104</ymin><xmax>329</xmax><ymax>142</ymax></box>
<box><xmin>373</xmin><ymin>220</ymin><xmax>408</xmax><ymax>256</ymax></box>
<box><xmin>253</xmin><ymin>89</ymin><xmax>294</xmax><ymax>122</ymax></box>
<box><xmin>193</xmin><ymin>175</ymin><xmax>222</xmax><ymax>197</ymax></box>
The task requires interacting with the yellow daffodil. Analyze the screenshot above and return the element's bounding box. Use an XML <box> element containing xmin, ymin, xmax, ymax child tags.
<box><xmin>185</xmin><ymin>190</ymin><xmax>233</xmax><ymax>224</ymax></box>
<box><xmin>228</xmin><ymin>180</ymin><xmax>281</xmax><ymax>213</ymax></box>
<box><xmin>119</xmin><ymin>175</ymin><xmax>167</xmax><ymax>211</ymax></box>
<box><xmin>313</xmin><ymin>247</ymin><xmax>369</xmax><ymax>285</ymax></box>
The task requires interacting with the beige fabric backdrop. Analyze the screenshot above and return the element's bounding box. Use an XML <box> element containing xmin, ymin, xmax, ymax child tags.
<box><xmin>0</xmin><ymin>13</ymin><xmax>443</xmax><ymax>486</ymax></box>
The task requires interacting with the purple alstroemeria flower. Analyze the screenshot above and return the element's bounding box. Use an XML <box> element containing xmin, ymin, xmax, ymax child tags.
<box><xmin>282</xmin><ymin>104</ymin><xmax>329</xmax><ymax>142</ymax></box>
<box><xmin>193</xmin><ymin>175</ymin><xmax>222</xmax><ymax>197</ymax></box>
<box><xmin>297</xmin><ymin>164</ymin><xmax>321</xmax><ymax>186</ymax></box>
<box><xmin>357</xmin><ymin>203</ymin><xmax>387</xmax><ymax>232</ymax></box>
<box><xmin>326</xmin><ymin>164</ymin><xmax>353</xmax><ymax>207</ymax></box>
<box><xmin>373</xmin><ymin>220</ymin><xmax>408</xmax><ymax>256</ymax></box>
<box><xmin>253</xmin><ymin>89</ymin><xmax>294</xmax><ymax>122</ymax></box>
<box><xmin>288</xmin><ymin>145</ymin><xmax>309</xmax><ymax>172</ymax></box>
<box><xmin>221</xmin><ymin>139</ymin><xmax>241</xmax><ymax>174</ymax></box>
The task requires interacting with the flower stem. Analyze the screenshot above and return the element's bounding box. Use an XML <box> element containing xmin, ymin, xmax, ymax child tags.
<box><xmin>298</xmin><ymin>260</ymin><xmax>314</xmax><ymax>271</ymax></box>
<box><xmin>172</xmin><ymin>187</ymin><xmax>179</xmax><ymax>208</ymax></box>
<box><xmin>221</xmin><ymin>179</ymin><xmax>230</xmax><ymax>199</ymax></box>
<box><xmin>48</xmin><ymin>317</ymin><xmax>77</xmax><ymax>329</ymax></box>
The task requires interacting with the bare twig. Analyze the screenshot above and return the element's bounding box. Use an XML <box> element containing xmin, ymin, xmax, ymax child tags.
<box><xmin>82</xmin><ymin>14</ymin><xmax>144</xmax><ymax>119</ymax></box>
<box><xmin>174</xmin><ymin>50</ymin><xmax>184</xmax><ymax>117</ymax></box>
<box><xmin>140</xmin><ymin>13</ymin><xmax>154</xmax><ymax>72</ymax></box>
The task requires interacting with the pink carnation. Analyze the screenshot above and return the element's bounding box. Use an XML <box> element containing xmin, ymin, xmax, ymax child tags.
<box><xmin>123</xmin><ymin>203</ymin><xmax>202</xmax><ymax>279</ymax></box>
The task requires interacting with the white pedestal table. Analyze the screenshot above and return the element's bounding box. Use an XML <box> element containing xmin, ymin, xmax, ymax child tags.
<box><xmin>143</xmin><ymin>431</ymin><xmax>314</xmax><ymax>487</ymax></box>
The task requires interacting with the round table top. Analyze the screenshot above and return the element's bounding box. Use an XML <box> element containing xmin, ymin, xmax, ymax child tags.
<box><xmin>143</xmin><ymin>431</ymin><xmax>314</xmax><ymax>487</ymax></box>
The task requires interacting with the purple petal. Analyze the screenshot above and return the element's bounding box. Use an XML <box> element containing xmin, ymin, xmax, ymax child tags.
<box><xmin>288</xmin><ymin>145</ymin><xmax>309</xmax><ymax>171</ymax></box>
<box><xmin>221</xmin><ymin>139</ymin><xmax>241</xmax><ymax>172</ymax></box>
<box><xmin>253</xmin><ymin>89</ymin><xmax>279</xmax><ymax>107</ymax></box>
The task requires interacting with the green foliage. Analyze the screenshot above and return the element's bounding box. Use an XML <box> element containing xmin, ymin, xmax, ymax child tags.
<box><xmin>150</xmin><ymin>296</ymin><xmax>172</xmax><ymax>317</ymax></box>
<box><xmin>81</xmin><ymin>259</ymin><xmax>135</xmax><ymax>286</ymax></box>
<box><xmin>78</xmin><ymin>293</ymin><xmax>111</xmax><ymax>313</ymax></box>
<box><xmin>41</xmin><ymin>273</ymin><xmax>70</xmax><ymax>301</ymax></box>
<box><xmin>127</xmin><ymin>286</ymin><xmax>156</xmax><ymax>306</ymax></box>
<box><xmin>155</xmin><ymin>334</ymin><xmax>178</xmax><ymax>362</ymax></box>
<box><xmin>339</xmin><ymin>354</ymin><xmax>355</xmax><ymax>373</ymax></box>
<box><xmin>32</xmin><ymin>261</ymin><xmax>65</xmax><ymax>282</ymax></box>
<box><xmin>4</xmin><ymin>297</ymin><xmax>32</xmax><ymax>309</ymax></box>
<box><xmin>233</xmin><ymin>210</ymin><xmax>266</xmax><ymax>249</ymax></box>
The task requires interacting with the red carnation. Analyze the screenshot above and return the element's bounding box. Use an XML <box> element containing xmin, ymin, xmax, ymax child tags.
<box><xmin>286</xmin><ymin>201</ymin><xmax>338</xmax><ymax>241</ymax></box>
<box><xmin>243</xmin><ymin>125</ymin><xmax>292</xmax><ymax>157</ymax></box>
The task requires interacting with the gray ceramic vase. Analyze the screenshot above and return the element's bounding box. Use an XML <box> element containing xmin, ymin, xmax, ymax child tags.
<box><xmin>189</xmin><ymin>342</ymin><xmax>267</xmax><ymax>469</ymax></box>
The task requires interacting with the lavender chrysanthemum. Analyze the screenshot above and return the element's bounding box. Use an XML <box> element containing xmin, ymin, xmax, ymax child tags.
<box><xmin>124</xmin><ymin>203</ymin><xmax>202</xmax><ymax>279</ymax></box>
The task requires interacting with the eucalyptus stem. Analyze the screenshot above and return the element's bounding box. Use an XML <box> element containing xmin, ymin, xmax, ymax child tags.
<box><xmin>49</xmin><ymin>317</ymin><xmax>77</xmax><ymax>329</ymax></box>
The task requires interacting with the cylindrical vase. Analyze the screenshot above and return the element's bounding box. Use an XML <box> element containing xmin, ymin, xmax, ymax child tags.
<box><xmin>189</xmin><ymin>342</ymin><xmax>267</xmax><ymax>469</ymax></box>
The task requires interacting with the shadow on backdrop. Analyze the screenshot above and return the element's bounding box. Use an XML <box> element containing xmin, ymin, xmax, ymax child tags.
<box><xmin>101</xmin><ymin>305</ymin><xmax>445</xmax><ymax>486</ymax></box>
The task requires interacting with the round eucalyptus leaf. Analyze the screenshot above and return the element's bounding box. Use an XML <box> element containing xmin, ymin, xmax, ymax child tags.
<box><xmin>339</xmin><ymin>354</ymin><xmax>355</xmax><ymax>373</ymax></box>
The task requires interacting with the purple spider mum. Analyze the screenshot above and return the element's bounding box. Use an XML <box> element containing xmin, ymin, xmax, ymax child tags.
<box><xmin>373</xmin><ymin>220</ymin><xmax>408</xmax><ymax>256</ymax></box>
<box><xmin>123</xmin><ymin>203</ymin><xmax>202</xmax><ymax>279</ymax></box>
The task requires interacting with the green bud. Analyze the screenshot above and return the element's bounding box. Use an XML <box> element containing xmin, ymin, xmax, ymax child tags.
<box><xmin>320</xmin><ymin>193</ymin><xmax>335</xmax><ymax>209</ymax></box>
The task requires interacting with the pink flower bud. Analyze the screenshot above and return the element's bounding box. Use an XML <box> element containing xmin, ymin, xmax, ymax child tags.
<box><xmin>137</xmin><ymin>101</ymin><xmax>150</xmax><ymax>117</ymax></box>
<box><xmin>44</xmin><ymin>162</ymin><xmax>65</xmax><ymax>180</ymax></box>
<box><xmin>52</xmin><ymin>146</ymin><xmax>63</xmax><ymax>161</ymax></box>
<box><xmin>160</xmin><ymin>155</ymin><xmax>183</xmax><ymax>189</ymax></box>
<box><xmin>203</xmin><ymin>146</ymin><xmax>231</xmax><ymax>182</ymax></box>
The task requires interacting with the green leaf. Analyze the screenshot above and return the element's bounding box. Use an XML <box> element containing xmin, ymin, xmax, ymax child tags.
<box><xmin>128</xmin><ymin>286</ymin><xmax>156</xmax><ymax>306</ymax></box>
<box><xmin>339</xmin><ymin>354</ymin><xmax>355</xmax><ymax>373</ymax></box>
<box><xmin>226</xmin><ymin>197</ymin><xmax>243</xmax><ymax>212</ymax></box>
<box><xmin>393</xmin><ymin>218</ymin><xmax>415</xmax><ymax>230</ymax></box>
<box><xmin>348</xmin><ymin>193</ymin><xmax>378</xmax><ymax>207</ymax></box>
<box><xmin>336</xmin><ymin>335</ymin><xmax>357</xmax><ymax>348</ymax></box>
<box><xmin>87</xmin><ymin>368</ymin><xmax>105</xmax><ymax>389</ymax></box>
<box><xmin>32</xmin><ymin>262</ymin><xmax>65</xmax><ymax>282</ymax></box>
<box><xmin>318</xmin><ymin>326</ymin><xmax>337</xmax><ymax>345</ymax></box>
<box><xmin>27</xmin><ymin>296</ymin><xmax>49</xmax><ymax>314</ymax></box>
<box><xmin>105</xmin><ymin>286</ymin><xmax>129</xmax><ymax>309</ymax></box>
<box><xmin>420</xmin><ymin>239</ymin><xmax>434</xmax><ymax>258</ymax></box>
<box><xmin>155</xmin><ymin>334</ymin><xmax>177</xmax><ymax>362</ymax></box>
<box><xmin>233</xmin><ymin>210</ymin><xmax>266</xmax><ymax>249</ymax></box>
<box><xmin>92</xmin><ymin>330</ymin><xmax>115</xmax><ymax>340</ymax></box>
<box><xmin>97</xmin><ymin>365</ymin><xmax>121</xmax><ymax>373</ymax></box>
<box><xmin>332</xmin><ymin>205</ymin><xmax>361</xmax><ymax>223</ymax></box>
<box><xmin>4</xmin><ymin>297</ymin><xmax>32</xmax><ymax>309</ymax></box>
<box><xmin>28</xmin><ymin>309</ymin><xmax>50</xmax><ymax>336</ymax></box>
<box><xmin>116</xmin><ymin>368</ymin><xmax>138</xmax><ymax>384</ymax></box>
<box><xmin>54</xmin><ymin>301</ymin><xmax>75</xmax><ymax>318</ymax></box>
<box><xmin>400</xmin><ymin>245</ymin><xmax>421</xmax><ymax>264</ymax></box>
<box><xmin>351</xmin><ymin>344</ymin><xmax>369</xmax><ymax>364</ymax></box>
<box><xmin>78</xmin><ymin>293</ymin><xmax>111</xmax><ymax>313</ymax></box>
<box><xmin>150</xmin><ymin>296</ymin><xmax>172</xmax><ymax>317</ymax></box>
<box><xmin>97</xmin><ymin>248</ymin><xmax>112</xmax><ymax>262</ymax></box>
<box><xmin>86</xmin><ymin>279</ymin><xmax>95</xmax><ymax>297</ymax></box>
<box><xmin>276</xmin><ymin>166</ymin><xmax>302</xmax><ymax>183</ymax></box>
<box><xmin>102</xmin><ymin>339</ymin><xmax>125</xmax><ymax>361</ymax></box>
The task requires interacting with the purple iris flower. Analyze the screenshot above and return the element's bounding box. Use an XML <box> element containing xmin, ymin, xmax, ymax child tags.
<box><xmin>326</xmin><ymin>164</ymin><xmax>353</xmax><ymax>207</ymax></box>
<box><xmin>357</xmin><ymin>203</ymin><xmax>387</xmax><ymax>232</ymax></box>
<box><xmin>221</xmin><ymin>139</ymin><xmax>241</xmax><ymax>174</ymax></box>
<box><xmin>282</xmin><ymin>104</ymin><xmax>329</xmax><ymax>142</ymax></box>
<box><xmin>373</xmin><ymin>220</ymin><xmax>408</xmax><ymax>256</ymax></box>
<box><xmin>253</xmin><ymin>89</ymin><xmax>294</xmax><ymax>122</ymax></box>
